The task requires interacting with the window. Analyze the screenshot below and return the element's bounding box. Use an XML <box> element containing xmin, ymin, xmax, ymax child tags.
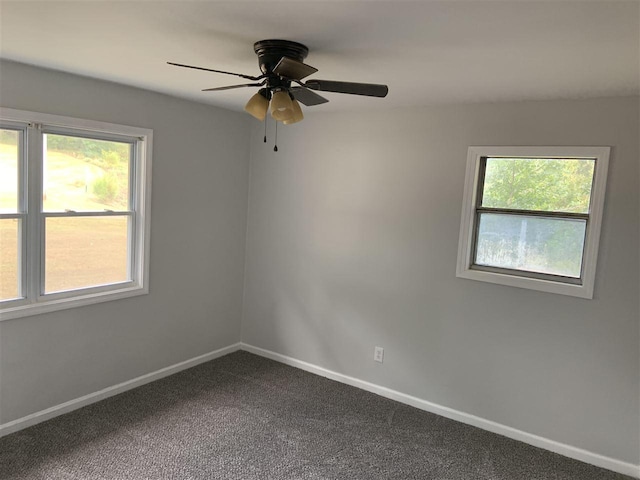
<box><xmin>0</xmin><ymin>108</ymin><xmax>152</xmax><ymax>320</ymax></box>
<box><xmin>456</xmin><ymin>146</ymin><xmax>609</xmax><ymax>299</ymax></box>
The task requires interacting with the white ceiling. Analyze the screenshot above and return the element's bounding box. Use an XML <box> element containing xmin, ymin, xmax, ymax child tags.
<box><xmin>0</xmin><ymin>1</ymin><xmax>638</xmax><ymax>113</ymax></box>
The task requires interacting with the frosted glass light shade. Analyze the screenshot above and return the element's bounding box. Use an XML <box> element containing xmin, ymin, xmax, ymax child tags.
<box><xmin>270</xmin><ymin>90</ymin><xmax>294</xmax><ymax>122</ymax></box>
<box><xmin>283</xmin><ymin>99</ymin><xmax>304</xmax><ymax>125</ymax></box>
<box><xmin>244</xmin><ymin>92</ymin><xmax>269</xmax><ymax>120</ymax></box>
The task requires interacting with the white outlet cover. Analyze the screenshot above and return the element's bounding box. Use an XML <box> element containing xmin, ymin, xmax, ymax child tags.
<box><xmin>374</xmin><ymin>347</ymin><xmax>384</xmax><ymax>363</ymax></box>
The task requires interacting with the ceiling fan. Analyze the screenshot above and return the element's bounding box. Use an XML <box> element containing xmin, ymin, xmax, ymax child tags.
<box><xmin>168</xmin><ymin>39</ymin><xmax>389</xmax><ymax>126</ymax></box>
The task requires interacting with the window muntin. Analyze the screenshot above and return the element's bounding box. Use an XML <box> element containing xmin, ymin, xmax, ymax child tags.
<box><xmin>457</xmin><ymin>146</ymin><xmax>609</xmax><ymax>299</ymax></box>
<box><xmin>0</xmin><ymin>108</ymin><xmax>152</xmax><ymax>320</ymax></box>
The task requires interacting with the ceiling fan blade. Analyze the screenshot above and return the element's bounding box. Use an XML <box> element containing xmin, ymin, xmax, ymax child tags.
<box><xmin>290</xmin><ymin>87</ymin><xmax>329</xmax><ymax>106</ymax></box>
<box><xmin>304</xmin><ymin>79</ymin><xmax>388</xmax><ymax>98</ymax></box>
<box><xmin>202</xmin><ymin>82</ymin><xmax>265</xmax><ymax>92</ymax></box>
<box><xmin>273</xmin><ymin>57</ymin><xmax>318</xmax><ymax>80</ymax></box>
<box><xmin>167</xmin><ymin>62</ymin><xmax>264</xmax><ymax>81</ymax></box>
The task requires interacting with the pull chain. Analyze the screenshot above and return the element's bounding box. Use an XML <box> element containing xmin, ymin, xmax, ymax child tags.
<box><xmin>273</xmin><ymin>120</ymin><xmax>278</xmax><ymax>152</ymax></box>
<box><xmin>263</xmin><ymin>117</ymin><xmax>267</xmax><ymax>143</ymax></box>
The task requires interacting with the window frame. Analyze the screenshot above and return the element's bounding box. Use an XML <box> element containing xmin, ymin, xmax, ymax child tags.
<box><xmin>0</xmin><ymin>107</ymin><xmax>152</xmax><ymax>320</ymax></box>
<box><xmin>456</xmin><ymin>146</ymin><xmax>610</xmax><ymax>299</ymax></box>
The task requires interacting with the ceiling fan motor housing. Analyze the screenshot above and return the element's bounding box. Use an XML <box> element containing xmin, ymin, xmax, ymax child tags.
<box><xmin>254</xmin><ymin>39</ymin><xmax>311</xmax><ymax>91</ymax></box>
<box><xmin>254</xmin><ymin>39</ymin><xmax>309</xmax><ymax>75</ymax></box>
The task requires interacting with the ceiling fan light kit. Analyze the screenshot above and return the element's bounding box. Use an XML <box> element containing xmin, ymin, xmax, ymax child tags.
<box><xmin>244</xmin><ymin>89</ymin><xmax>270</xmax><ymax>121</ymax></box>
<box><xmin>284</xmin><ymin>99</ymin><xmax>304</xmax><ymax>125</ymax></box>
<box><xmin>270</xmin><ymin>89</ymin><xmax>294</xmax><ymax>121</ymax></box>
<box><xmin>169</xmin><ymin>39</ymin><xmax>388</xmax><ymax>148</ymax></box>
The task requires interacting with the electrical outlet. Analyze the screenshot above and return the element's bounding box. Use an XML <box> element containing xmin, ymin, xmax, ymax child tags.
<box><xmin>374</xmin><ymin>346</ymin><xmax>384</xmax><ymax>363</ymax></box>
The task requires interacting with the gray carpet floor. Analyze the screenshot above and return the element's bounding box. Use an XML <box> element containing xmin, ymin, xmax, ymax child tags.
<box><xmin>0</xmin><ymin>351</ymin><xmax>634</xmax><ymax>479</ymax></box>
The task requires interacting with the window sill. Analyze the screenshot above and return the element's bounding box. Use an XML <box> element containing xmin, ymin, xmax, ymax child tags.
<box><xmin>456</xmin><ymin>267</ymin><xmax>593</xmax><ymax>299</ymax></box>
<box><xmin>0</xmin><ymin>285</ymin><xmax>148</xmax><ymax>321</ymax></box>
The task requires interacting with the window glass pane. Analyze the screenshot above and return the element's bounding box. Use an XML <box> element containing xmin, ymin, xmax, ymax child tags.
<box><xmin>481</xmin><ymin>158</ymin><xmax>595</xmax><ymax>213</ymax></box>
<box><xmin>43</xmin><ymin>134</ymin><xmax>131</xmax><ymax>212</ymax></box>
<box><xmin>0</xmin><ymin>218</ymin><xmax>20</xmax><ymax>301</ymax></box>
<box><xmin>475</xmin><ymin>213</ymin><xmax>586</xmax><ymax>278</ymax></box>
<box><xmin>0</xmin><ymin>129</ymin><xmax>20</xmax><ymax>213</ymax></box>
<box><xmin>45</xmin><ymin>216</ymin><xmax>129</xmax><ymax>293</ymax></box>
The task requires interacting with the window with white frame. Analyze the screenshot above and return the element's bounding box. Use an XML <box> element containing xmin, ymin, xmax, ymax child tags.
<box><xmin>456</xmin><ymin>146</ymin><xmax>609</xmax><ymax>299</ymax></box>
<box><xmin>0</xmin><ymin>108</ymin><xmax>152</xmax><ymax>320</ymax></box>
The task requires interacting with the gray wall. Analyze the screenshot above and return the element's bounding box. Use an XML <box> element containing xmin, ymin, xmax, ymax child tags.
<box><xmin>0</xmin><ymin>61</ymin><xmax>250</xmax><ymax>423</ymax></box>
<box><xmin>1</xmin><ymin>59</ymin><xmax>637</xmax><ymax>467</ymax></box>
<box><xmin>242</xmin><ymin>97</ymin><xmax>639</xmax><ymax>464</ymax></box>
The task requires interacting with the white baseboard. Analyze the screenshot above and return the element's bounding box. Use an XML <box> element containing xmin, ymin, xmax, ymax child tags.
<box><xmin>0</xmin><ymin>342</ymin><xmax>242</xmax><ymax>438</ymax></box>
<box><xmin>241</xmin><ymin>343</ymin><xmax>640</xmax><ymax>479</ymax></box>
<box><xmin>2</xmin><ymin>341</ymin><xmax>637</xmax><ymax>478</ymax></box>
